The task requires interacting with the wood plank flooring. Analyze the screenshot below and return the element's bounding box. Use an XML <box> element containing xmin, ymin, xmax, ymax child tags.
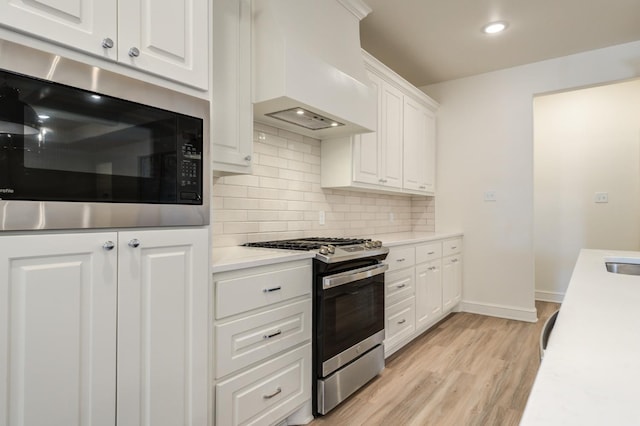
<box><xmin>310</xmin><ymin>301</ymin><xmax>560</xmax><ymax>426</ymax></box>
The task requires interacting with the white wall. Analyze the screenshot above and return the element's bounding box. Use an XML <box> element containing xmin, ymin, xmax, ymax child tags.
<box><xmin>534</xmin><ymin>79</ymin><xmax>640</xmax><ymax>302</ymax></box>
<box><xmin>423</xmin><ymin>40</ymin><xmax>640</xmax><ymax>322</ymax></box>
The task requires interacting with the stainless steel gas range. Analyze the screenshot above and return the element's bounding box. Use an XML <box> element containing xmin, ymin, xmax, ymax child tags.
<box><xmin>244</xmin><ymin>237</ymin><xmax>389</xmax><ymax>415</ymax></box>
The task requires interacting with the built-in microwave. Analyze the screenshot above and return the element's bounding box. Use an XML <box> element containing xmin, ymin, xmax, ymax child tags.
<box><xmin>0</xmin><ymin>40</ymin><xmax>209</xmax><ymax>231</ymax></box>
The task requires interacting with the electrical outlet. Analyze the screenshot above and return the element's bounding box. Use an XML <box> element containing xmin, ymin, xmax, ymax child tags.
<box><xmin>484</xmin><ymin>191</ymin><xmax>497</xmax><ymax>202</ymax></box>
<box><xmin>594</xmin><ymin>192</ymin><xmax>609</xmax><ymax>203</ymax></box>
<box><xmin>319</xmin><ymin>210</ymin><xmax>325</xmax><ymax>225</ymax></box>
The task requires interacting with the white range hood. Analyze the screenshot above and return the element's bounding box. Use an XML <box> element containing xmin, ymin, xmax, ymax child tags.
<box><xmin>252</xmin><ymin>0</ymin><xmax>376</xmax><ymax>138</ymax></box>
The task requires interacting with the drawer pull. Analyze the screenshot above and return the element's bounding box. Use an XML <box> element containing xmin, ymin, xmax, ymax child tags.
<box><xmin>396</xmin><ymin>258</ymin><xmax>406</xmax><ymax>262</ymax></box>
<box><xmin>398</xmin><ymin>319</ymin><xmax>406</xmax><ymax>325</ymax></box>
<box><xmin>263</xmin><ymin>329</ymin><xmax>282</xmax><ymax>339</ymax></box>
<box><xmin>428</xmin><ymin>266</ymin><xmax>437</xmax><ymax>271</ymax></box>
<box><xmin>451</xmin><ymin>259</ymin><xmax>459</xmax><ymax>263</ymax></box>
<box><xmin>263</xmin><ymin>286</ymin><xmax>282</xmax><ymax>293</ymax></box>
<box><xmin>450</xmin><ymin>246</ymin><xmax>457</xmax><ymax>250</ymax></box>
<box><xmin>263</xmin><ymin>387</ymin><xmax>282</xmax><ymax>399</ymax></box>
<box><xmin>396</xmin><ymin>283</ymin><xmax>406</xmax><ymax>289</ymax></box>
<box><xmin>427</xmin><ymin>251</ymin><xmax>435</xmax><ymax>255</ymax></box>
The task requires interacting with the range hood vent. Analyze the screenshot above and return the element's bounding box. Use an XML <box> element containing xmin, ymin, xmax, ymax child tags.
<box><xmin>266</xmin><ymin>107</ymin><xmax>344</xmax><ymax>130</ymax></box>
<box><xmin>252</xmin><ymin>0</ymin><xmax>376</xmax><ymax>139</ymax></box>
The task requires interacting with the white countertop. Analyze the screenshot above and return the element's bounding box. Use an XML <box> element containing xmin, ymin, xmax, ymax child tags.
<box><xmin>211</xmin><ymin>231</ymin><xmax>462</xmax><ymax>273</ymax></box>
<box><xmin>521</xmin><ymin>249</ymin><xmax>640</xmax><ymax>425</ymax></box>
<box><xmin>367</xmin><ymin>231</ymin><xmax>463</xmax><ymax>247</ymax></box>
<box><xmin>211</xmin><ymin>246</ymin><xmax>314</xmax><ymax>274</ymax></box>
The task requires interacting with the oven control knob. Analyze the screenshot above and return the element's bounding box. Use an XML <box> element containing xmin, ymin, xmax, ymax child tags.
<box><xmin>319</xmin><ymin>246</ymin><xmax>330</xmax><ymax>255</ymax></box>
<box><xmin>374</xmin><ymin>240</ymin><xmax>382</xmax><ymax>248</ymax></box>
<box><xmin>327</xmin><ymin>244</ymin><xmax>336</xmax><ymax>254</ymax></box>
<box><xmin>364</xmin><ymin>241</ymin><xmax>373</xmax><ymax>249</ymax></box>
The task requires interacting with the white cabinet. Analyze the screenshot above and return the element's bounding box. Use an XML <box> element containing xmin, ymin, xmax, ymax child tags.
<box><xmin>0</xmin><ymin>0</ymin><xmax>208</xmax><ymax>89</ymax></box>
<box><xmin>0</xmin><ymin>228</ymin><xmax>208</xmax><ymax>426</ymax></box>
<box><xmin>403</xmin><ymin>97</ymin><xmax>436</xmax><ymax>194</ymax></box>
<box><xmin>212</xmin><ymin>260</ymin><xmax>312</xmax><ymax>426</ymax></box>
<box><xmin>0</xmin><ymin>232</ymin><xmax>117</xmax><ymax>426</ymax></box>
<box><xmin>442</xmin><ymin>240</ymin><xmax>463</xmax><ymax>313</ymax></box>
<box><xmin>115</xmin><ymin>228</ymin><xmax>209</xmax><ymax>426</ymax></box>
<box><xmin>321</xmin><ymin>51</ymin><xmax>438</xmax><ymax>196</ymax></box>
<box><xmin>384</xmin><ymin>236</ymin><xmax>462</xmax><ymax>357</ymax></box>
<box><xmin>211</xmin><ymin>0</ymin><xmax>253</xmax><ymax>174</ymax></box>
<box><xmin>415</xmin><ymin>260</ymin><xmax>442</xmax><ymax>329</ymax></box>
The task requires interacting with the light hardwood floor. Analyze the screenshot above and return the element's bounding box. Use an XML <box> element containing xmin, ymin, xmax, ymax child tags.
<box><xmin>310</xmin><ymin>301</ymin><xmax>560</xmax><ymax>426</ymax></box>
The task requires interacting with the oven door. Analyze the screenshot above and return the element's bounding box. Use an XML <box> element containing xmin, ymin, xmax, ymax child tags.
<box><xmin>318</xmin><ymin>262</ymin><xmax>387</xmax><ymax>377</ymax></box>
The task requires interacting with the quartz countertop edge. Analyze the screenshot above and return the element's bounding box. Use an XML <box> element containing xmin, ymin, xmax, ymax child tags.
<box><xmin>211</xmin><ymin>231</ymin><xmax>463</xmax><ymax>273</ymax></box>
<box><xmin>521</xmin><ymin>248</ymin><xmax>640</xmax><ymax>425</ymax></box>
<box><xmin>211</xmin><ymin>246</ymin><xmax>315</xmax><ymax>274</ymax></box>
<box><xmin>368</xmin><ymin>231</ymin><xmax>463</xmax><ymax>247</ymax></box>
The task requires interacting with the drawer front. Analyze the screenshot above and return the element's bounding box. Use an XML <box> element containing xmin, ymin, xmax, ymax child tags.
<box><xmin>416</xmin><ymin>242</ymin><xmax>442</xmax><ymax>264</ymax></box>
<box><xmin>215</xmin><ymin>264</ymin><xmax>312</xmax><ymax>319</ymax></box>
<box><xmin>216</xmin><ymin>344</ymin><xmax>311</xmax><ymax>426</ymax></box>
<box><xmin>385</xmin><ymin>268</ymin><xmax>415</xmax><ymax>307</ymax></box>
<box><xmin>385</xmin><ymin>246</ymin><xmax>416</xmax><ymax>272</ymax></box>
<box><xmin>215</xmin><ymin>299</ymin><xmax>312</xmax><ymax>378</ymax></box>
<box><xmin>442</xmin><ymin>238</ymin><xmax>462</xmax><ymax>257</ymax></box>
<box><xmin>385</xmin><ymin>297</ymin><xmax>415</xmax><ymax>348</ymax></box>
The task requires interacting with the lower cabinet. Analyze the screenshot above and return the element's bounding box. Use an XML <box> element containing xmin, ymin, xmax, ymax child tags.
<box><xmin>0</xmin><ymin>228</ymin><xmax>209</xmax><ymax>426</ymax></box>
<box><xmin>384</xmin><ymin>236</ymin><xmax>463</xmax><ymax>357</ymax></box>
<box><xmin>212</xmin><ymin>260</ymin><xmax>313</xmax><ymax>426</ymax></box>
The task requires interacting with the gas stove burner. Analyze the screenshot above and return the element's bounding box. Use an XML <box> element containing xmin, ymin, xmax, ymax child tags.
<box><xmin>243</xmin><ymin>237</ymin><xmax>388</xmax><ymax>263</ymax></box>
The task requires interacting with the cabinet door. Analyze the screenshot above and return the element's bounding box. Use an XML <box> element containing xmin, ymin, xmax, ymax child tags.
<box><xmin>403</xmin><ymin>97</ymin><xmax>435</xmax><ymax>194</ymax></box>
<box><xmin>442</xmin><ymin>255</ymin><xmax>462</xmax><ymax>312</ymax></box>
<box><xmin>353</xmin><ymin>71</ymin><xmax>383</xmax><ymax>185</ymax></box>
<box><xmin>212</xmin><ymin>0</ymin><xmax>253</xmax><ymax>173</ymax></box>
<box><xmin>116</xmin><ymin>228</ymin><xmax>208</xmax><ymax>426</ymax></box>
<box><xmin>0</xmin><ymin>232</ymin><xmax>117</xmax><ymax>426</ymax></box>
<box><xmin>117</xmin><ymin>0</ymin><xmax>209</xmax><ymax>89</ymax></box>
<box><xmin>423</xmin><ymin>107</ymin><xmax>436</xmax><ymax>193</ymax></box>
<box><xmin>0</xmin><ymin>0</ymin><xmax>117</xmax><ymax>59</ymax></box>
<box><xmin>380</xmin><ymin>82</ymin><xmax>404</xmax><ymax>188</ymax></box>
<box><xmin>415</xmin><ymin>260</ymin><xmax>442</xmax><ymax>330</ymax></box>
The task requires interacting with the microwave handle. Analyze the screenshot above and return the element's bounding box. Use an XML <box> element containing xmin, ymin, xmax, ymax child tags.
<box><xmin>322</xmin><ymin>263</ymin><xmax>388</xmax><ymax>290</ymax></box>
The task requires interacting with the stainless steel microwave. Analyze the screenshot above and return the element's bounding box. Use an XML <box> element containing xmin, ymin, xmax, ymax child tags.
<box><xmin>0</xmin><ymin>40</ymin><xmax>209</xmax><ymax>231</ymax></box>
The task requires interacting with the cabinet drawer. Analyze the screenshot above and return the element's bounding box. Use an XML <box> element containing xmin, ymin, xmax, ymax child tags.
<box><xmin>442</xmin><ymin>238</ymin><xmax>462</xmax><ymax>256</ymax></box>
<box><xmin>216</xmin><ymin>344</ymin><xmax>311</xmax><ymax>426</ymax></box>
<box><xmin>385</xmin><ymin>297</ymin><xmax>415</xmax><ymax>348</ymax></box>
<box><xmin>214</xmin><ymin>263</ymin><xmax>312</xmax><ymax>319</ymax></box>
<box><xmin>385</xmin><ymin>268</ymin><xmax>415</xmax><ymax>307</ymax></box>
<box><xmin>385</xmin><ymin>246</ymin><xmax>416</xmax><ymax>272</ymax></box>
<box><xmin>215</xmin><ymin>299</ymin><xmax>311</xmax><ymax>378</ymax></box>
<box><xmin>416</xmin><ymin>242</ymin><xmax>442</xmax><ymax>264</ymax></box>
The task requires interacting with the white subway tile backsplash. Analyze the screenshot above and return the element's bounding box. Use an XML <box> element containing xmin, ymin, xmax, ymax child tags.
<box><xmin>212</xmin><ymin>123</ymin><xmax>435</xmax><ymax>245</ymax></box>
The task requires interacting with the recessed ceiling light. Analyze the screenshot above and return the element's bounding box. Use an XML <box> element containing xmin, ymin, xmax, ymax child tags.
<box><xmin>483</xmin><ymin>21</ymin><xmax>508</xmax><ymax>34</ymax></box>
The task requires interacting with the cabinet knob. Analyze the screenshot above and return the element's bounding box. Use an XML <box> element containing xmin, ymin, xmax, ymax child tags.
<box><xmin>128</xmin><ymin>47</ymin><xmax>140</xmax><ymax>58</ymax></box>
<box><xmin>103</xmin><ymin>241</ymin><xmax>115</xmax><ymax>251</ymax></box>
<box><xmin>101</xmin><ymin>38</ymin><xmax>114</xmax><ymax>49</ymax></box>
<box><xmin>419</xmin><ymin>185</ymin><xmax>426</xmax><ymax>189</ymax></box>
<box><xmin>244</xmin><ymin>155</ymin><xmax>252</xmax><ymax>162</ymax></box>
<box><xmin>128</xmin><ymin>239</ymin><xmax>141</xmax><ymax>248</ymax></box>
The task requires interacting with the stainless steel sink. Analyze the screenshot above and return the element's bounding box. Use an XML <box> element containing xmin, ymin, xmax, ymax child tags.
<box><xmin>605</xmin><ymin>262</ymin><xmax>640</xmax><ymax>275</ymax></box>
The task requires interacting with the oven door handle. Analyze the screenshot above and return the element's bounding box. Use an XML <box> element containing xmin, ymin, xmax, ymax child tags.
<box><xmin>322</xmin><ymin>263</ymin><xmax>389</xmax><ymax>289</ymax></box>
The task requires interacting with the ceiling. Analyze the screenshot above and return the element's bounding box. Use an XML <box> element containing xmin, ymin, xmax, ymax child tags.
<box><xmin>359</xmin><ymin>0</ymin><xmax>640</xmax><ymax>87</ymax></box>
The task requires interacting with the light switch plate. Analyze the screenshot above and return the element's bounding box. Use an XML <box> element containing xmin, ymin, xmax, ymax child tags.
<box><xmin>484</xmin><ymin>191</ymin><xmax>497</xmax><ymax>202</ymax></box>
<box><xmin>319</xmin><ymin>210</ymin><xmax>325</xmax><ymax>225</ymax></box>
<box><xmin>594</xmin><ymin>192</ymin><xmax>608</xmax><ymax>203</ymax></box>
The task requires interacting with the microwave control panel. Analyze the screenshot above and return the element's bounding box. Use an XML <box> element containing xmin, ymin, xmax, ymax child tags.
<box><xmin>178</xmin><ymin>129</ymin><xmax>203</xmax><ymax>204</ymax></box>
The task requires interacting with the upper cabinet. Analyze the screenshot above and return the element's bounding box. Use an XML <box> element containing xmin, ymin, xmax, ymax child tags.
<box><xmin>0</xmin><ymin>0</ymin><xmax>209</xmax><ymax>90</ymax></box>
<box><xmin>321</xmin><ymin>50</ymin><xmax>438</xmax><ymax>196</ymax></box>
<box><xmin>211</xmin><ymin>0</ymin><xmax>254</xmax><ymax>175</ymax></box>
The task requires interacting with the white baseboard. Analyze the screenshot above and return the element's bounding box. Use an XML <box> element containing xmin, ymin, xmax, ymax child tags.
<box><xmin>535</xmin><ymin>290</ymin><xmax>565</xmax><ymax>303</ymax></box>
<box><xmin>459</xmin><ymin>300</ymin><xmax>538</xmax><ymax>323</ymax></box>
